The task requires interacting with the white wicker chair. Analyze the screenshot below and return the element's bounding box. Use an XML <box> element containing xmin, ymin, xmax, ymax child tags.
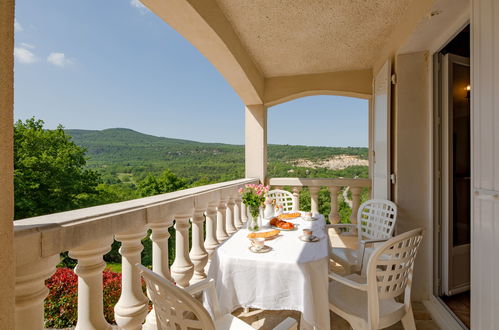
<box><xmin>329</xmin><ymin>228</ymin><xmax>424</xmax><ymax>330</ymax></box>
<box><xmin>267</xmin><ymin>189</ymin><xmax>295</xmax><ymax>212</ymax></box>
<box><xmin>328</xmin><ymin>199</ymin><xmax>397</xmax><ymax>274</ymax></box>
<box><xmin>137</xmin><ymin>264</ymin><xmax>298</xmax><ymax>330</ymax></box>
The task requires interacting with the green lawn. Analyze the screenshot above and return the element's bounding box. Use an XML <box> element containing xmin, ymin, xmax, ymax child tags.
<box><xmin>105</xmin><ymin>262</ymin><xmax>122</xmax><ymax>273</ymax></box>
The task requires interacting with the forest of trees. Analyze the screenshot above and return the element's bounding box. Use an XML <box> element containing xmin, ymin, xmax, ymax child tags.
<box><xmin>15</xmin><ymin>120</ymin><xmax>369</xmax><ymax>220</ymax></box>
<box><xmin>14</xmin><ymin>118</ymin><xmax>369</xmax><ymax>269</ymax></box>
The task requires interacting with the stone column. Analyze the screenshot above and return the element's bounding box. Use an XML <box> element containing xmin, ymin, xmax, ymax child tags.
<box><xmin>190</xmin><ymin>209</ymin><xmax>208</xmax><ymax>282</ymax></box>
<box><xmin>15</xmin><ymin>255</ymin><xmax>59</xmax><ymax>330</ymax></box>
<box><xmin>292</xmin><ymin>187</ymin><xmax>301</xmax><ymax>211</ymax></box>
<box><xmin>114</xmin><ymin>228</ymin><xmax>149</xmax><ymax>330</ymax></box>
<box><xmin>204</xmin><ymin>202</ymin><xmax>219</xmax><ymax>257</ymax></box>
<box><xmin>0</xmin><ymin>1</ymin><xmax>15</xmax><ymax>328</ymax></box>
<box><xmin>309</xmin><ymin>186</ymin><xmax>320</xmax><ymax>214</ymax></box>
<box><xmin>245</xmin><ymin>104</ymin><xmax>267</xmax><ymax>182</ymax></box>
<box><xmin>216</xmin><ymin>198</ymin><xmax>229</xmax><ymax>243</ymax></box>
<box><xmin>143</xmin><ymin>219</ymin><xmax>174</xmax><ymax>330</ymax></box>
<box><xmin>233</xmin><ymin>195</ymin><xmax>243</xmax><ymax>229</ymax></box>
<box><xmin>170</xmin><ymin>214</ymin><xmax>194</xmax><ymax>287</ymax></box>
<box><xmin>69</xmin><ymin>237</ymin><xmax>114</xmax><ymax>330</ymax></box>
<box><xmin>328</xmin><ymin>186</ymin><xmax>341</xmax><ymax>224</ymax></box>
<box><xmin>350</xmin><ymin>187</ymin><xmax>363</xmax><ymax>224</ymax></box>
<box><xmin>225</xmin><ymin>197</ymin><xmax>237</xmax><ymax>235</ymax></box>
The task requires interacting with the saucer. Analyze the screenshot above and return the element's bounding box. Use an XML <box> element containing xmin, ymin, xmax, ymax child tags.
<box><xmin>298</xmin><ymin>235</ymin><xmax>320</xmax><ymax>242</ymax></box>
<box><xmin>248</xmin><ymin>245</ymin><xmax>272</xmax><ymax>253</ymax></box>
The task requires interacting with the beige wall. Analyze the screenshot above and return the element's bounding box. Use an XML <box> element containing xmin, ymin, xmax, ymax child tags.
<box><xmin>0</xmin><ymin>0</ymin><xmax>16</xmax><ymax>327</ymax></box>
<box><xmin>393</xmin><ymin>51</ymin><xmax>431</xmax><ymax>301</ymax></box>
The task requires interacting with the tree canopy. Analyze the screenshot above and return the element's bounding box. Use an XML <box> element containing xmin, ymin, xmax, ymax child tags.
<box><xmin>137</xmin><ymin>169</ymin><xmax>188</xmax><ymax>197</ymax></box>
<box><xmin>14</xmin><ymin>118</ymin><xmax>102</xmax><ymax>219</ymax></box>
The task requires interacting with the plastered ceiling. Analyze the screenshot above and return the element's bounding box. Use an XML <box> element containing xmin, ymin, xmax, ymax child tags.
<box><xmin>216</xmin><ymin>0</ymin><xmax>414</xmax><ymax>77</ymax></box>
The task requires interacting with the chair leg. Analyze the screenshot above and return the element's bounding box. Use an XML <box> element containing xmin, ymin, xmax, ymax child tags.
<box><xmin>401</xmin><ymin>305</ymin><xmax>416</xmax><ymax>330</ymax></box>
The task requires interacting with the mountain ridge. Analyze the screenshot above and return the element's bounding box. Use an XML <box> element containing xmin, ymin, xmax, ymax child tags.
<box><xmin>64</xmin><ymin>127</ymin><xmax>369</xmax><ymax>185</ymax></box>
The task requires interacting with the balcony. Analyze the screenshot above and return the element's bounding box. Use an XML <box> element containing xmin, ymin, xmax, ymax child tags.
<box><xmin>4</xmin><ymin>0</ymin><xmax>497</xmax><ymax>328</ymax></box>
<box><xmin>14</xmin><ymin>177</ymin><xmax>443</xmax><ymax>329</ymax></box>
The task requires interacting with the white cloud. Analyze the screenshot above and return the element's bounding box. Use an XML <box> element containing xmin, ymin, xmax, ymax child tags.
<box><xmin>130</xmin><ymin>0</ymin><xmax>148</xmax><ymax>13</ymax></box>
<box><xmin>14</xmin><ymin>19</ymin><xmax>23</xmax><ymax>32</ymax></box>
<box><xmin>20</xmin><ymin>42</ymin><xmax>35</xmax><ymax>49</ymax></box>
<box><xmin>47</xmin><ymin>52</ymin><xmax>73</xmax><ymax>68</ymax></box>
<box><xmin>14</xmin><ymin>47</ymin><xmax>37</xmax><ymax>64</ymax></box>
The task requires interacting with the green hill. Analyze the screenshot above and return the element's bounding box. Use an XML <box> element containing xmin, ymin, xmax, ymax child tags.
<box><xmin>66</xmin><ymin>128</ymin><xmax>368</xmax><ymax>185</ymax></box>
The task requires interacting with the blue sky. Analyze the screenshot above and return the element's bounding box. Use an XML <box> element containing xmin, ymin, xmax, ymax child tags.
<box><xmin>14</xmin><ymin>0</ymin><xmax>368</xmax><ymax>147</ymax></box>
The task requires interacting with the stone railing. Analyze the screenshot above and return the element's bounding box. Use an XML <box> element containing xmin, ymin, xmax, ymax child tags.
<box><xmin>268</xmin><ymin>177</ymin><xmax>371</xmax><ymax>224</ymax></box>
<box><xmin>13</xmin><ymin>178</ymin><xmax>258</xmax><ymax>330</ymax></box>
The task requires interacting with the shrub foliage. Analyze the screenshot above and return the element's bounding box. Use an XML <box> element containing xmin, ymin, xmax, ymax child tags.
<box><xmin>44</xmin><ymin>268</ymin><xmax>123</xmax><ymax>328</ymax></box>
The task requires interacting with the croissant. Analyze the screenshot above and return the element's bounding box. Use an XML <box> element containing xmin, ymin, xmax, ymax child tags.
<box><xmin>277</xmin><ymin>212</ymin><xmax>301</xmax><ymax>220</ymax></box>
<box><xmin>247</xmin><ymin>229</ymin><xmax>280</xmax><ymax>239</ymax></box>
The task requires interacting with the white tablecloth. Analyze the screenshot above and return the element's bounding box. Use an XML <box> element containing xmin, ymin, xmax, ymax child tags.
<box><xmin>205</xmin><ymin>213</ymin><xmax>330</xmax><ymax>330</ymax></box>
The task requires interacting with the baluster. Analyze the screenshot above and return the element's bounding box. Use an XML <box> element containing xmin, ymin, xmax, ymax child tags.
<box><xmin>150</xmin><ymin>220</ymin><xmax>174</xmax><ymax>280</ymax></box>
<box><xmin>292</xmin><ymin>187</ymin><xmax>301</xmax><ymax>211</ymax></box>
<box><xmin>15</xmin><ymin>255</ymin><xmax>59</xmax><ymax>330</ymax></box>
<box><xmin>225</xmin><ymin>197</ymin><xmax>237</xmax><ymax>235</ymax></box>
<box><xmin>143</xmin><ymin>219</ymin><xmax>174</xmax><ymax>330</ymax></box>
<box><xmin>233</xmin><ymin>195</ymin><xmax>243</xmax><ymax>228</ymax></box>
<box><xmin>170</xmin><ymin>213</ymin><xmax>194</xmax><ymax>287</ymax></box>
<box><xmin>190</xmin><ymin>208</ymin><xmax>209</xmax><ymax>282</ymax></box>
<box><xmin>69</xmin><ymin>237</ymin><xmax>113</xmax><ymax>330</ymax></box>
<box><xmin>216</xmin><ymin>197</ymin><xmax>229</xmax><ymax>243</ymax></box>
<box><xmin>309</xmin><ymin>186</ymin><xmax>320</xmax><ymax>214</ymax></box>
<box><xmin>241</xmin><ymin>202</ymin><xmax>248</xmax><ymax>224</ymax></box>
<box><xmin>328</xmin><ymin>186</ymin><xmax>341</xmax><ymax>224</ymax></box>
<box><xmin>114</xmin><ymin>228</ymin><xmax>149</xmax><ymax>330</ymax></box>
<box><xmin>350</xmin><ymin>187</ymin><xmax>362</xmax><ymax>224</ymax></box>
<box><xmin>204</xmin><ymin>201</ymin><xmax>219</xmax><ymax>257</ymax></box>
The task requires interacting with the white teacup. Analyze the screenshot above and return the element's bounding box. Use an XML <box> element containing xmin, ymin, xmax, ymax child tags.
<box><xmin>251</xmin><ymin>238</ymin><xmax>266</xmax><ymax>250</ymax></box>
<box><xmin>303</xmin><ymin>211</ymin><xmax>312</xmax><ymax>220</ymax></box>
<box><xmin>302</xmin><ymin>229</ymin><xmax>313</xmax><ymax>240</ymax></box>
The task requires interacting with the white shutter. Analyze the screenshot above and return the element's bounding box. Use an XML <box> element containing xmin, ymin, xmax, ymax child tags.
<box><xmin>372</xmin><ymin>60</ymin><xmax>392</xmax><ymax>199</ymax></box>
<box><xmin>471</xmin><ymin>0</ymin><xmax>499</xmax><ymax>328</ymax></box>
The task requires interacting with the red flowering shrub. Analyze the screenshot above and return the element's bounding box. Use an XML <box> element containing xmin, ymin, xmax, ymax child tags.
<box><xmin>102</xmin><ymin>270</ymin><xmax>122</xmax><ymax>323</ymax></box>
<box><xmin>44</xmin><ymin>268</ymin><xmax>78</xmax><ymax>328</ymax></box>
<box><xmin>44</xmin><ymin>268</ymin><xmax>133</xmax><ymax>328</ymax></box>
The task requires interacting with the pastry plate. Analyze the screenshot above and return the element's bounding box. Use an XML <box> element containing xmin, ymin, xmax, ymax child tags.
<box><xmin>248</xmin><ymin>245</ymin><xmax>272</xmax><ymax>253</ymax></box>
<box><xmin>298</xmin><ymin>235</ymin><xmax>320</xmax><ymax>242</ymax></box>
<box><xmin>271</xmin><ymin>225</ymin><xmax>298</xmax><ymax>231</ymax></box>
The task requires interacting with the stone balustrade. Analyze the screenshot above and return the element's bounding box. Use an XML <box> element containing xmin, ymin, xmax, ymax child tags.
<box><xmin>268</xmin><ymin>177</ymin><xmax>371</xmax><ymax>224</ymax></box>
<box><xmin>13</xmin><ymin>178</ymin><xmax>258</xmax><ymax>330</ymax></box>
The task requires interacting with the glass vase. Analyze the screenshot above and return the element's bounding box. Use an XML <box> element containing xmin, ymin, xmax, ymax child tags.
<box><xmin>247</xmin><ymin>206</ymin><xmax>260</xmax><ymax>232</ymax></box>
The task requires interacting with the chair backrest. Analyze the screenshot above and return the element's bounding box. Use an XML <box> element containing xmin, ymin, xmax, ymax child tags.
<box><xmin>268</xmin><ymin>189</ymin><xmax>295</xmax><ymax>212</ymax></box>
<box><xmin>137</xmin><ymin>264</ymin><xmax>215</xmax><ymax>330</ymax></box>
<box><xmin>366</xmin><ymin>228</ymin><xmax>424</xmax><ymax>327</ymax></box>
<box><xmin>357</xmin><ymin>199</ymin><xmax>397</xmax><ymax>241</ymax></box>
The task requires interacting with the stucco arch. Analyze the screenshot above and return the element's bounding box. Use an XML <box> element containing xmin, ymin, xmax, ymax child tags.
<box><xmin>263</xmin><ymin>70</ymin><xmax>372</xmax><ymax>107</ymax></box>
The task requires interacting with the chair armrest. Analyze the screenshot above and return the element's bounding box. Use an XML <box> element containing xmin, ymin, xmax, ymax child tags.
<box><xmin>184</xmin><ymin>278</ymin><xmax>222</xmax><ymax>319</ymax></box>
<box><xmin>360</xmin><ymin>238</ymin><xmax>388</xmax><ymax>246</ymax></box>
<box><xmin>326</xmin><ymin>223</ymin><xmax>357</xmax><ymax>230</ymax></box>
<box><xmin>184</xmin><ymin>278</ymin><xmax>215</xmax><ymax>296</ymax></box>
<box><xmin>273</xmin><ymin>317</ymin><xmax>298</xmax><ymax>330</ymax></box>
<box><xmin>328</xmin><ymin>273</ymin><xmax>367</xmax><ymax>291</ymax></box>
